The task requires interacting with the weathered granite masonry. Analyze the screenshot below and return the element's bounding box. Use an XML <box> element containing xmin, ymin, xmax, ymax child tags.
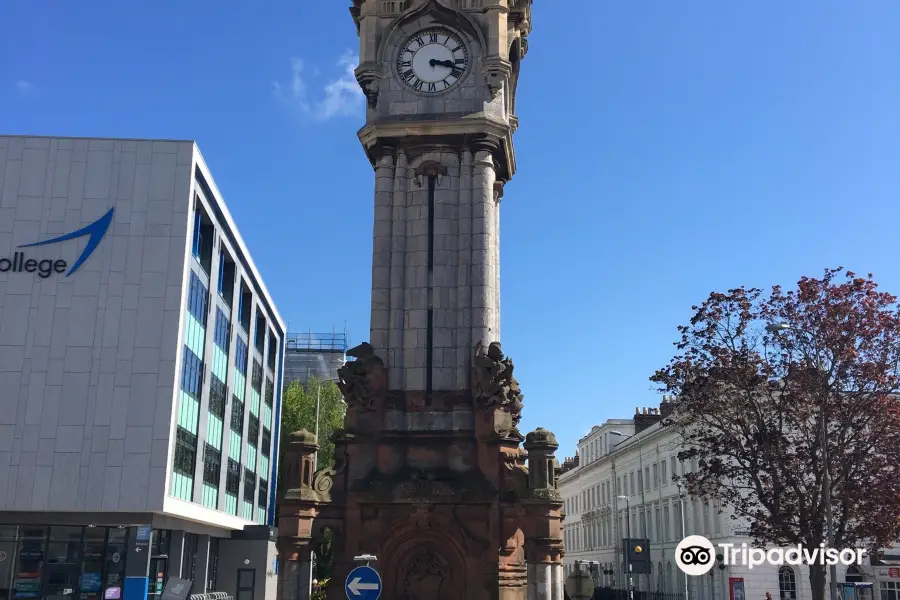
<box><xmin>277</xmin><ymin>2</ymin><xmax>564</xmax><ymax>600</ymax></box>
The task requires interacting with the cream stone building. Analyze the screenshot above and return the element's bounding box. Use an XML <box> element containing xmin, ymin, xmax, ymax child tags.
<box><xmin>558</xmin><ymin>402</ymin><xmax>890</xmax><ymax>600</ymax></box>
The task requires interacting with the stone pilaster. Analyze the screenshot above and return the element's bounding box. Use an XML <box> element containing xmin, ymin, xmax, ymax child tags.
<box><xmin>471</xmin><ymin>144</ymin><xmax>499</xmax><ymax>349</ymax></box>
<box><xmin>388</xmin><ymin>150</ymin><xmax>408</xmax><ymax>386</ymax></box>
<box><xmin>371</xmin><ymin>147</ymin><xmax>394</xmax><ymax>360</ymax></box>
<box><xmin>401</xmin><ymin>165</ymin><xmax>428</xmax><ymax>391</ymax></box>
<box><xmin>432</xmin><ymin>154</ymin><xmax>459</xmax><ymax>391</ymax></box>
<box><xmin>455</xmin><ymin>148</ymin><xmax>473</xmax><ymax>389</ymax></box>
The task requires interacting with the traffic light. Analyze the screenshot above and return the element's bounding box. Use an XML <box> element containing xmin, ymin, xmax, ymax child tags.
<box><xmin>622</xmin><ymin>538</ymin><xmax>651</xmax><ymax>574</ymax></box>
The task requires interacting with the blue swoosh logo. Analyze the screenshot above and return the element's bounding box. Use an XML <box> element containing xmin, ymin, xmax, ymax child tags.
<box><xmin>18</xmin><ymin>208</ymin><xmax>115</xmax><ymax>276</ymax></box>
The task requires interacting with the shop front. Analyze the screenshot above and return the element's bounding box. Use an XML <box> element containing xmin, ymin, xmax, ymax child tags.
<box><xmin>0</xmin><ymin>526</ymin><xmax>205</xmax><ymax>600</ymax></box>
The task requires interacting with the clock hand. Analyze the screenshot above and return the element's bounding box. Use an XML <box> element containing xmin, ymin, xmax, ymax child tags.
<box><xmin>429</xmin><ymin>59</ymin><xmax>455</xmax><ymax>68</ymax></box>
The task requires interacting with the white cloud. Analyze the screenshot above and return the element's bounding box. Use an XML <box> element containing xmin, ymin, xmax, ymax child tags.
<box><xmin>14</xmin><ymin>80</ymin><xmax>34</xmax><ymax>94</ymax></box>
<box><xmin>273</xmin><ymin>50</ymin><xmax>364</xmax><ymax>121</ymax></box>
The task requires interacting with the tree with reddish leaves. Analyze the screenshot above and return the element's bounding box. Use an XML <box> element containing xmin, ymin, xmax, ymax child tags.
<box><xmin>651</xmin><ymin>268</ymin><xmax>900</xmax><ymax>600</ymax></box>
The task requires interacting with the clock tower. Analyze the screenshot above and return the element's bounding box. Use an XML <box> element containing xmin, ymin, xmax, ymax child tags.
<box><xmin>276</xmin><ymin>2</ymin><xmax>565</xmax><ymax>600</ymax></box>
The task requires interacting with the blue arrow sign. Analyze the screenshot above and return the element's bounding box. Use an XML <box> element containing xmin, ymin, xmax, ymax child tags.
<box><xmin>345</xmin><ymin>565</ymin><xmax>381</xmax><ymax>600</ymax></box>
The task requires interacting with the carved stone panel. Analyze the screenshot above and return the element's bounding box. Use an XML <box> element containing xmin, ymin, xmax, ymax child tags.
<box><xmin>396</xmin><ymin>547</ymin><xmax>452</xmax><ymax>600</ymax></box>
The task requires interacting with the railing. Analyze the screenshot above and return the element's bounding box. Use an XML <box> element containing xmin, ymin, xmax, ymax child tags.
<box><xmin>590</xmin><ymin>589</ymin><xmax>685</xmax><ymax>600</ymax></box>
<box><xmin>189</xmin><ymin>593</ymin><xmax>232</xmax><ymax>600</ymax></box>
<box><xmin>285</xmin><ymin>331</ymin><xmax>348</xmax><ymax>353</ymax></box>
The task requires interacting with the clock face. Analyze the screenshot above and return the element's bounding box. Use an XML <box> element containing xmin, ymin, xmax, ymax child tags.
<box><xmin>397</xmin><ymin>28</ymin><xmax>469</xmax><ymax>94</ymax></box>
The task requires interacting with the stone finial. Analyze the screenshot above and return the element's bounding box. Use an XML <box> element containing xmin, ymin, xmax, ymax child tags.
<box><xmin>290</xmin><ymin>429</ymin><xmax>318</xmax><ymax>446</ymax></box>
<box><xmin>524</xmin><ymin>427</ymin><xmax>558</xmax><ymax>450</ymax></box>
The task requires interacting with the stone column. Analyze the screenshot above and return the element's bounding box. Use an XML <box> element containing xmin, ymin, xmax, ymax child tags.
<box><xmin>388</xmin><ymin>150</ymin><xmax>408</xmax><ymax>385</ymax></box>
<box><xmin>471</xmin><ymin>145</ymin><xmax>497</xmax><ymax>349</ymax></box>
<box><xmin>276</xmin><ymin>431</ymin><xmax>321</xmax><ymax>600</ymax></box>
<box><xmin>455</xmin><ymin>149</ymin><xmax>473</xmax><ymax>389</ymax></box>
<box><xmin>371</xmin><ymin>148</ymin><xmax>395</xmax><ymax>359</ymax></box>
<box><xmin>494</xmin><ymin>184</ymin><xmax>501</xmax><ymax>339</ymax></box>
<box><xmin>551</xmin><ymin>563</ymin><xmax>564</xmax><ymax>600</ymax></box>
<box><xmin>277</xmin><ymin>541</ymin><xmax>313</xmax><ymax>600</ymax></box>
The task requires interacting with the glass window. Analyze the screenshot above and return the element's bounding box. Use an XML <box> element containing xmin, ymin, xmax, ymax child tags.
<box><xmin>180</xmin><ymin>348</ymin><xmax>204</xmax><ymax>400</ymax></box>
<box><xmin>207</xmin><ymin>539</ymin><xmax>219</xmax><ymax>592</ymax></box>
<box><xmin>203</xmin><ymin>444</ymin><xmax>222</xmax><ymax>487</ymax></box>
<box><xmin>778</xmin><ymin>566</ymin><xmax>797</xmax><ymax>600</ymax></box>
<box><xmin>226</xmin><ymin>460</ymin><xmax>241</xmax><ymax>496</ymax></box>
<box><xmin>251</xmin><ymin>361</ymin><xmax>262</xmax><ymax>393</ymax></box>
<box><xmin>230</xmin><ymin>396</ymin><xmax>245</xmax><ymax>436</ymax></box>
<box><xmin>661</xmin><ymin>459</ymin><xmax>668</xmax><ymax>485</ymax></box>
<box><xmin>100</xmin><ymin>529</ymin><xmax>127</xmax><ymax>600</ymax></box>
<box><xmin>79</xmin><ymin>528</ymin><xmax>105</xmax><ymax>600</ymax></box>
<box><xmin>209</xmin><ymin>376</ymin><xmax>226</xmax><ymax>419</ymax></box>
<box><xmin>214</xmin><ymin>309</ymin><xmax>231</xmax><ymax>353</ymax></box>
<box><xmin>174</xmin><ymin>427</ymin><xmax>198</xmax><ymax>481</ymax></box>
<box><xmin>258</xmin><ymin>479</ymin><xmax>268</xmax><ymax>508</ymax></box>
<box><xmin>187</xmin><ymin>272</ymin><xmax>209</xmax><ymax>324</ymax></box>
<box><xmin>0</xmin><ymin>533</ymin><xmax>16</xmax><ymax>600</ymax></box>
<box><xmin>45</xmin><ymin>527</ymin><xmax>82</xmax><ymax>600</ymax></box>
<box><xmin>882</xmin><ymin>581</ymin><xmax>900</xmax><ymax>600</ymax></box>
<box><xmin>14</xmin><ymin>534</ymin><xmax>46</xmax><ymax>600</ymax></box>
<box><xmin>235</xmin><ymin>338</ymin><xmax>248</xmax><ymax>375</ymax></box>
<box><xmin>244</xmin><ymin>469</ymin><xmax>256</xmax><ymax>503</ymax></box>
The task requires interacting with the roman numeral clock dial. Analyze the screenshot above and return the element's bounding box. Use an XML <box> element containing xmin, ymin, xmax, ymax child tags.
<box><xmin>397</xmin><ymin>28</ymin><xmax>469</xmax><ymax>94</ymax></box>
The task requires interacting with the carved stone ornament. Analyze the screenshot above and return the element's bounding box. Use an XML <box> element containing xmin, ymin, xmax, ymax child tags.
<box><xmin>354</xmin><ymin>64</ymin><xmax>383</xmax><ymax>109</ymax></box>
<box><xmin>310</xmin><ymin>437</ymin><xmax>348</xmax><ymax>500</ymax></box>
<box><xmin>472</xmin><ymin>341</ymin><xmax>524</xmax><ymax>425</ymax></box>
<box><xmin>394</xmin><ymin>471</ymin><xmax>454</xmax><ymax>501</ymax></box>
<box><xmin>400</xmin><ymin>549</ymin><xmax>450</xmax><ymax>600</ymax></box>
<box><xmin>482</xmin><ymin>58</ymin><xmax>511</xmax><ymax>100</ymax></box>
<box><xmin>337</xmin><ymin>342</ymin><xmax>386</xmax><ymax>410</ymax></box>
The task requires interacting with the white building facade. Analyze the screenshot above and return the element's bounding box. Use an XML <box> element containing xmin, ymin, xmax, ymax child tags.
<box><xmin>559</xmin><ymin>405</ymin><xmax>889</xmax><ymax>600</ymax></box>
<box><xmin>0</xmin><ymin>135</ymin><xmax>285</xmax><ymax>600</ymax></box>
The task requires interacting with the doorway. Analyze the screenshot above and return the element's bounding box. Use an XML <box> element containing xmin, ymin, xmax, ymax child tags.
<box><xmin>235</xmin><ymin>570</ymin><xmax>254</xmax><ymax>600</ymax></box>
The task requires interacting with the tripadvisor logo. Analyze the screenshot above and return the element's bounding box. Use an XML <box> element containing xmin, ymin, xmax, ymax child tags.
<box><xmin>1</xmin><ymin>208</ymin><xmax>114</xmax><ymax>278</ymax></box>
<box><xmin>675</xmin><ymin>535</ymin><xmax>866</xmax><ymax>576</ymax></box>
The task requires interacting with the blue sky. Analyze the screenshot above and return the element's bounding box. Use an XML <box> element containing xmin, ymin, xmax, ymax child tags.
<box><xmin>2</xmin><ymin>1</ymin><xmax>899</xmax><ymax>458</ymax></box>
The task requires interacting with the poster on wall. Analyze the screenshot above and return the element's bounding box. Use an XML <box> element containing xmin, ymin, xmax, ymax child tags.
<box><xmin>729</xmin><ymin>577</ymin><xmax>746</xmax><ymax>600</ymax></box>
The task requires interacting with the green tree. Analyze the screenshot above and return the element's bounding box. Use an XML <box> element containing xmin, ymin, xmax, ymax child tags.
<box><xmin>278</xmin><ymin>376</ymin><xmax>345</xmax><ymax>493</ymax></box>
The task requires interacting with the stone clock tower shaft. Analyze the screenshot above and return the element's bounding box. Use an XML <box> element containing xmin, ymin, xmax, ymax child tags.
<box><xmin>352</xmin><ymin>0</ymin><xmax>530</xmax><ymax>397</ymax></box>
<box><xmin>276</xmin><ymin>3</ymin><xmax>563</xmax><ymax>600</ymax></box>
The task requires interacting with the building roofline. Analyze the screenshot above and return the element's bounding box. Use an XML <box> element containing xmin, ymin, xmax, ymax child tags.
<box><xmin>0</xmin><ymin>134</ymin><xmax>194</xmax><ymax>143</ymax></box>
<box><xmin>559</xmin><ymin>420</ymin><xmax>676</xmax><ymax>484</ymax></box>
<box><xmin>192</xmin><ymin>144</ymin><xmax>286</xmax><ymax>335</ymax></box>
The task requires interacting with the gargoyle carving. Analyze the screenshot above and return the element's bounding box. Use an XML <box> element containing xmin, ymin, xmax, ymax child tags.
<box><xmin>337</xmin><ymin>342</ymin><xmax>385</xmax><ymax>410</ymax></box>
<box><xmin>355</xmin><ymin>65</ymin><xmax>383</xmax><ymax>109</ymax></box>
<box><xmin>472</xmin><ymin>341</ymin><xmax>523</xmax><ymax>424</ymax></box>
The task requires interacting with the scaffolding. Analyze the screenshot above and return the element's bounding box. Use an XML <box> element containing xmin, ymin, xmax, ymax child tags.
<box><xmin>283</xmin><ymin>327</ymin><xmax>349</xmax><ymax>384</ymax></box>
<box><xmin>285</xmin><ymin>329</ymin><xmax>349</xmax><ymax>353</ymax></box>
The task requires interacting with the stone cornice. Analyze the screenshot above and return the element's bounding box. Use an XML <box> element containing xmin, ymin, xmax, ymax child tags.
<box><xmin>358</xmin><ymin>116</ymin><xmax>517</xmax><ymax>180</ymax></box>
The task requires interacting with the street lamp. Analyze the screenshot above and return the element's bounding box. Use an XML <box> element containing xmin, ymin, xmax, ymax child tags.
<box><xmin>617</xmin><ymin>495</ymin><xmax>634</xmax><ymax>600</ymax></box>
<box><xmin>766</xmin><ymin>322</ymin><xmax>836</xmax><ymax>600</ymax></box>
